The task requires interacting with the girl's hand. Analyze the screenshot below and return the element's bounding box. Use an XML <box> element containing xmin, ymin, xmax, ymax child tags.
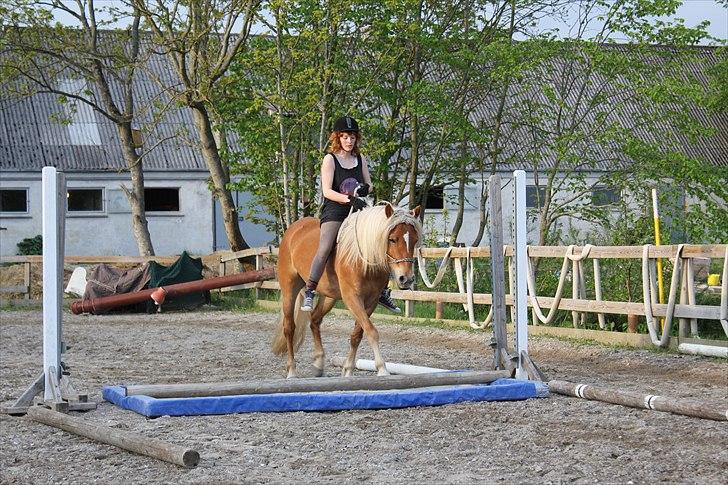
<box><xmin>348</xmin><ymin>195</ymin><xmax>367</xmax><ymax>211</ymax></box>
<box><xmin>356</xmin><ymin>183</ymin><xmax>370</xmax><ymax>197</ymax></box>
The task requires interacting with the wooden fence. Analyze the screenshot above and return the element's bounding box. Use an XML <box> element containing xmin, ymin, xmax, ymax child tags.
<box><xmin>218</xmin><ymin>243</ymin><xmax>727</xmax><ymax>344</ymax></box>
<box><xmin>3</xmin><ymin>244</ymin><xmax>726</xmax><ymax>348</ymax></box>
<box><xmin>0</xmin><ymin>255</ymin><xmax>184</xmax><ymax>299</ymax></box>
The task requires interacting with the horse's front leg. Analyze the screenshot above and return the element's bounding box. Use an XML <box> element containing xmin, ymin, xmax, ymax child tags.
<box><xmin>342</xmin><ymin>291</ymin><xmax>388</xmax><ymax>376</ymax></box>
<box><xmin>310</xmin><ymin>296</ymin><xmax>336</xmax><ymax>377</ymax></box>
<box><xmin>342</xmin><ymin>323</ymin><xmax>363</xmax><ymax>377</ymax></box>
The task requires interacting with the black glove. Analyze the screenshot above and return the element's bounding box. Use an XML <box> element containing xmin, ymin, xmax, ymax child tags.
<box><xmin>356</xmin><ymin>183</ymin><xmax>370</xmax><ymax>197</ymax></box>
<box><xmin>348</xmin><ymin>195</ymin><xmax>367</xmax><ymax>211</ymax></box>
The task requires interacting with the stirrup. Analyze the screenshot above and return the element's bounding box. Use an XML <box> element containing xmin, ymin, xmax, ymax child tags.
<box><xmin>378</xmin><ymin>288</ymin><xmax>401</xmax><ymax>314</ymax></box>
<box><xmin>301</xmin><ymin>289</ymin><xmax>315</xmax><ymax>312</ymax></box>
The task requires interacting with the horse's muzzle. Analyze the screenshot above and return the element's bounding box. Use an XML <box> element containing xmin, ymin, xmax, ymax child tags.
<box><xmin>396</xmin><ymin>274</ymin><xmax>415</xmax><ymax>289</ymax></box>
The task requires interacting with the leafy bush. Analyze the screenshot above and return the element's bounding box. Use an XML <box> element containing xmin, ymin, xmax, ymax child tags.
<box><xmin>17</xmin><ymin>235</ymin><xmax>42</xmax><ymax>255</ymax></box>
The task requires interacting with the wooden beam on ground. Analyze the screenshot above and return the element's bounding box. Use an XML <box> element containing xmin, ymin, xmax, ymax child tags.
<box><xmin>124</xmin><ymin>370</ymin><xmax>512</xmax><ymax>399</ymax></box>
<box><xmin>26</xmin><ymin>406</ymin><xmax>200</xmax><ymax>467</ymax></box>
<box><xmin>548</xmin><ymin>380</ymin><xmax>728</xmax><ymax>422</ymax></box>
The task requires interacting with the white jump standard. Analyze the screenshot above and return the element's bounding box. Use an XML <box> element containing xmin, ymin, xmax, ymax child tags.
<box><xmin>1</xmin><ymin>167</ymin><xmax>95</xmax><ymax>415</ymax></box>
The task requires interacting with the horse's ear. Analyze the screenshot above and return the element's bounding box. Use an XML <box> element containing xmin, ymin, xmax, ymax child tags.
<box><xmin>384</xmin><ymin>202</ymin><xmax>394</xmax><ymax>218</ymax></box>
<box><xmin>412</xmin><ymin>205</ymin><xmax>422</xmax><ymax>219</ymax></box>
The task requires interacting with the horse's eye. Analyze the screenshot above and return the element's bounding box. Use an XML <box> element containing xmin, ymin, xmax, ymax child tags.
<box><xmin>388</xmin><ymin>238</ymin><xmax>396</xmax><ymax>244</ymax></box>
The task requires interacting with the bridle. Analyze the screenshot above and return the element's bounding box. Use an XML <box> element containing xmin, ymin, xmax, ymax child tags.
<box><xmin>349</xmin><ymin>203</ymin><xmax>418</xmax><ymax>268</ymax></box>
<box><xmin>387</xmin><ymin>254</ymin><xmax>416</xmax><ymax>265</ymax></box>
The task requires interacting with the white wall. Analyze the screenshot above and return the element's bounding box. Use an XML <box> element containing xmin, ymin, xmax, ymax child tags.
<box><xmin>0</xmin><ymin>171</ymin><xmax>214</xmax><ymax>256</ymax></box>
<box><xmin>416</xmin><ymin>173</ymin><xmax>616</xmax><ymax>247</ymax></box>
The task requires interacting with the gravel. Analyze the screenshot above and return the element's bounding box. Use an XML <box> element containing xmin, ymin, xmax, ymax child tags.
<box><xmin>1</xmin><ymin>307</ymin><xmax>726</xmax><ymax>483</ymax></box>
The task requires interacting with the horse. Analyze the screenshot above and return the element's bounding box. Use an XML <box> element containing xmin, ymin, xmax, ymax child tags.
<box><xmin>272</xmin><ymin>203</ymin><xmax>422</xmax><ymax>378</ymax></box>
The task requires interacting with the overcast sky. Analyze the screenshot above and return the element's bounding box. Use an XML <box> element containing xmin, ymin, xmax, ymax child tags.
<box><xmin>52</xmin><ymin>1</ymin><xmax>726</xmax><ymax>43</ymax></box>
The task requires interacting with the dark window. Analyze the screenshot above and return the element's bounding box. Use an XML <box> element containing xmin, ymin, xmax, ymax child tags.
<box><xmin>145</xmin><ymin>188</ymin><xmax>180</xmax><ymax>211</ymax></box>
<box><xmin>416</xmin><ymin>185</ymin><xmax>444</xmax><ymax>210</ymax></box>
<box><xmin>67</xmin><ymin>189</ymin><xmax>103</xmax><ymax>212</ymax></box>
<box><xmin>592</xmin><ymin>187</ymin><xmax>621</xmax><ymax>206</ymax></box>
<box><xmin>526</xmin><ymin>186</ymin><xmax>546</xmax><ymax>208</ymax></box>
<box><xmin>0</xmin><ymin>189</ymin><xmax>28</xmax><ymax>212</ymax></box>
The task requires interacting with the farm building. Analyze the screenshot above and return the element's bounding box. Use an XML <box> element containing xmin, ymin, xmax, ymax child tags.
<box><xmin>1</xmin><ymin>40</ymin><xmax>726</xmax><ymax>256</ymax></box>
<box><xmin>0</xmin><ymin>67</ymin><xmax>275</xmax><ymax>257</ymax></box>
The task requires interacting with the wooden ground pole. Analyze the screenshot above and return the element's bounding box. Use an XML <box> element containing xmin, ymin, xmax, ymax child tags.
<box><xmin>26</xmin><ymin>406</ymin><xmax>200</xmax><ymax>467</ymax></box>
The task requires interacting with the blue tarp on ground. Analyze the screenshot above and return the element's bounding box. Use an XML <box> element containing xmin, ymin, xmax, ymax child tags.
<box><xmin>102</xmin><ymin>379</ymin><xmax>549</xmax><ymax>417</ymax></box>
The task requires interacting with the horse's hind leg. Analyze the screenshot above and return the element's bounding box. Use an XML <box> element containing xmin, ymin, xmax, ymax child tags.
<box><xmin>310</xmin><ymin>296</ymin><xmax>336</xmax><ymax>377</ymax></box>
<box><xmin>282</xmin><ymin>279</ymin><xmax>305</xmax><ymax>378</ymax></box>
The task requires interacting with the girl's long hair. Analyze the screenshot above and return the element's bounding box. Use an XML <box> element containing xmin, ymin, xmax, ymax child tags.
<box><xmin>328</xmin><ymin>130</ymin><xmax>361</xmax><ymax>156</ymax></box>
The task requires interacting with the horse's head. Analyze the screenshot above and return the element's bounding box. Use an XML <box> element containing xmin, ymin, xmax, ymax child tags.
<box><xmin>384</xmin><ymin>203</ymin><xmax>421</xmax><ymax>289</ymax></box>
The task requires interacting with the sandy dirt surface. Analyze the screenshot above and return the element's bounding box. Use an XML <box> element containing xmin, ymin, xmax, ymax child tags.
<box><xmin>1</xmin><ymin>307</ymin><xmax>726</xmax><ymax>484</ymax></box>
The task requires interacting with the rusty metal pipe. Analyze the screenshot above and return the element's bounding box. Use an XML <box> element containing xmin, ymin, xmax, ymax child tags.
<box><xmin>71</xmin><ymin>268</ymin><xmax>276</xmax><ymax>315</ymax></box>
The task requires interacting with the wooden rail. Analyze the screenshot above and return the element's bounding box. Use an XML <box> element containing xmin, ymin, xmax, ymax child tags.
<box><xmin>3</xmin><ymin>244</ymin><xmax>725</xmax><ymax>347</ymax></box>
<box><xmin>219</xmin><ymin>244</ymin><xmax>726</xmax><ymax>345</ymax></box>
<box><xmin>0</xmin><ymin>255</ymin><xmax>193</xmax><ymax>299</ymax></box>
<box><xmin>418</xmin><ymin>244</ymin><xmax>726</xmax><ymax>259</ymax></box>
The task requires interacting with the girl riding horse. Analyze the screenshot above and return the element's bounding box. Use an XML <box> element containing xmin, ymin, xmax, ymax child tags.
<box><xmin>301</xmin><ymin>116</ymin><xmax>399</xmax><ymax>314</ymax></box>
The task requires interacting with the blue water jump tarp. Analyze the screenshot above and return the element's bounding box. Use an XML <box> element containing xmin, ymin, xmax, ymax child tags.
<box><xmin>102</xmin><ymin>378</ymin><xmax>549</xmax><ymax>417</ymax></box>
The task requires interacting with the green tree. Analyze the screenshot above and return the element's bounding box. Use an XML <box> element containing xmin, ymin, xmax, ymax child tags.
<box><xmin>132</xmin><ymin>0</ymin><xmax>262</xmax><ymax>253</ymax></box>
<box><xmin>503</xmin><ymin>0</ymin><xmax>725</xmax><ymax>245</ymax></box>
<box><xmin>1</xmin><ymin>1</ymin><xmax>156</xmax><ymax>255</ymax></box>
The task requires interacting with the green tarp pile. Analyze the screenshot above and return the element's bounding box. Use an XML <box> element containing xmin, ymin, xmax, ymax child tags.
<box><xmin>144</xmin><ymin>251</ymin><xmax>210</xmax><ymax>313</ymax></box>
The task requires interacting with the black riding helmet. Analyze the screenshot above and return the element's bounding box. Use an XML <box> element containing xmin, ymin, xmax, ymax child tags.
<box><xmin>333</xmin><ymin>116</ymin><xmax>359</xmax><ymax>132</ymax></box>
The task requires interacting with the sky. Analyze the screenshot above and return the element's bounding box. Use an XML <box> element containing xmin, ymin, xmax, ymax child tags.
<box><xmin>530</xmin><ymin>0</ymin><xmax>727</xmax><ymax>42</ymax></box>
<box><xmin>51</xmin><ymin>0</ymin><xmax>727</xmax><ymax>43</ymax></box>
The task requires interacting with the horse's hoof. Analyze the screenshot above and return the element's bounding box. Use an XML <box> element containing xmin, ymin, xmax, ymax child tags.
<box><xmin>377</xmin><ymin>369</ymin><xmax>390</xmax><ymax>377</ymax></box>
<box><xmin>286</xmin><ymin>370</ymin><xmax>297</xmax><ymax>379</ymax></box>
<box><xmin>341</xmin><ymin>368</ymin><xmax>353</xmax><ymax>377</ymax></box>
<box><xmin>313</xmin><ymin>366</ymin><xmax>324</xmax><ymax>377</ymax></box>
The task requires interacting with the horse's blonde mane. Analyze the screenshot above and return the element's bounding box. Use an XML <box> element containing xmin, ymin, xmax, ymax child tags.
<box><xmin>336</xmin><ymin>204</ymin><xmax>422</xmax><ymax>273</ymax></box>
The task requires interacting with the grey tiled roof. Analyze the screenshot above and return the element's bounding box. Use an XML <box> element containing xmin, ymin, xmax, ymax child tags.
<box><xmin>0</xmin><ymin>35</ymin><xmax>725</xmax><ymax>174</ymax></box>
<box><xmin>0</xmin><ymin>37</ymin><xmax>206</xmax><ymax>173</ymax></box>
<box><xmin>464</xmin><ymin>45</ymin><xmax>728</xmax><ymax>171</ymax></box>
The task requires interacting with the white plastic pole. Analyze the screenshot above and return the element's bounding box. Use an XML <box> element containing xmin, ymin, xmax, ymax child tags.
<box><xmin>42</xmin><ymin>167</ymin><xmax>65</xmax><ymax>400</ymax></box>
<box><xmin>678</xmin><ymin>343</ymin><xmax>728</xmax><ymax>358</ymax></box>
<box><xmin>513</xmin><ymin>170</ymin><xmax>529</xmax><ymax>380</ymax></box>
<box><xmin>330</xmin><ymin>357</ymin><xmax>446</xmax><ymax>375</ymax></box>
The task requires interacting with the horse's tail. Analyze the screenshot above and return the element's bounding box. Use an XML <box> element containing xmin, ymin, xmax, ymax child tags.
<box><xmin>271</xmin><ymin>290</ymin><xmax>309</xmax><ymax>355</ymax></box>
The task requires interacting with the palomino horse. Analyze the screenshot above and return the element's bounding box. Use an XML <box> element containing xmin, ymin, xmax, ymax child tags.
<box><xmin>272</xmin><ymin>203</ymin><xmax>422</xmax><ymax>378</ymax></box>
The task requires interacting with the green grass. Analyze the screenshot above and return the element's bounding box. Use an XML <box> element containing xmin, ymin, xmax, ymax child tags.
<box><xmin>210</xmin><ymin>289</ymin><xmax>258</xmax><ymax>311</ymax></box>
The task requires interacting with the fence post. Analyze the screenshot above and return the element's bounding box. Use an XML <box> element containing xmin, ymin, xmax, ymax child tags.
<box><xmin>24</xmin><ymin>262</ymin><xmax>31</xmax><ymax>299</ymax></box>
<box><xmin>679</xmin><ymin>262</ymin><xmax>689</xmax><ymax>337</ymax></box>
<box><xmin>405</xmin><ymin>281</ymin><xmax>415</xmax><ymax>318</ymax></box>
<box><xmin>686</xmin><ymin>258</ymin><xmax>698</xmax><ymax>337</ymax></box>
<box><xmin>255</xmin><ymin>253</ymin><xmax>263</xmax><ymax>301</ymax></box>
<box><xmin>488</xmin><ymin>174</ymin><xmax>508</xmax><ymax>369</ymax></box>
<box><xmin>435</xmin><ymin>300</ymin><xmax>444</xmax><ymax>320</ymax></box>
<box><xmin>572</xmin><ymin>258</ymin><xmax>580</xmax><ymax>327</ymax></box>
